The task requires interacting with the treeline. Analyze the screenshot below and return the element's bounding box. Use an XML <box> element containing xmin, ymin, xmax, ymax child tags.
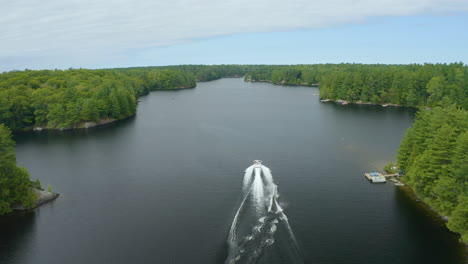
<box><xmin>0</xmin><ymin>68</ymin><xmax>195</xmax><ymax>130</ymax></box>
<box><xmin>0</xmin><ymin>124</ymin><xmax>36</xmax><ymax>215</ymax></box>
<box><xmin>4</xmin><ymin>63</ymin><xmax>464</xmax><ymax>131</ymax></box>
<box><xmin>244</xmin><ymin>63</ymin><xmax>468</xmax><ymax>109</ymax></box>
<box><xmin>130</xmin><ymin>65</ymin><xmax>260</xmax><ymax>82</ymax></box>
<box><xmin>397</xmin><ymin>106</ymin><xmax>467</xmax><ymax>242</ymax></box>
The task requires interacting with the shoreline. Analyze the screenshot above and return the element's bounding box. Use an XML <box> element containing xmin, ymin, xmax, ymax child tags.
<box><xmin>26</xmin><ymin>85</ymin><xmax>196</xmax><ymax>132</ymax></box>
<box><xmin>152</xmin><ymin>85</ymin><xmax>196</xmax><ymax>90</ymax></box>
<box><xmin>395</xmin><ymin>180</ymin><xmax>466</xmax><ymax>246</ymax></box>
<box><xmin>196</xmin><ymin>75</ymin><xmax>244</xmax><ymax>82</ymax></box>
<box><xmin>11</xmin><ymin>188</ymin><xmax>59</xmax><ymax>211</ymax></box>
<box><xmin>397</xmin><ymin>183</ymin><xmax>449</xmax><ymax>222</ymax></box>
<box><xmin>321</xmin><ymin>98</ymin><xmax>404</xmax><ymax>107</ymax></box>
<box><xmin>246</xmin><ymin>79</ymin><xmax>319</xmax><ymax>87</ymax></box>
<box><xmin>32</xmin><ymin>118</ymin><xmax>120</xmax><ymax>131</ymax></box>
<box><xmin>245</xmin><ymin>80</ymin><xmax>404</xmax><ymax>107</ymax></box>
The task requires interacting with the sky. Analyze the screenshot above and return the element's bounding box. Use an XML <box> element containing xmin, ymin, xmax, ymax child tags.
<box><xmin>1</xmin><ymin>0</ymin><xmax>468</xmax><ymax>72</ymax></box>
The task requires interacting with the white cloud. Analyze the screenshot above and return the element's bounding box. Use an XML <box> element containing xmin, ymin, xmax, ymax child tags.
<box><xmin>0</xmin><ymin>0</ymin><xmax>467</xmax><ymax>67</ymax></box>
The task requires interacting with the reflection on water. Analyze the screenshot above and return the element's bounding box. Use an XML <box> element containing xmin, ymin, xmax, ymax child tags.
<box><xmin>0</xmin><ymin>211</ymin><xmax>36</xmax><ymax>264</ymax></box>
<box><xmin>13</xmin><ymin>116</ymin><xmax>136</xmax><ymax>144</ymax></box>
<box><xmin>393</xmin><ymin>187</ymin><xmax>467</xmax><ymax>264</ymax></box>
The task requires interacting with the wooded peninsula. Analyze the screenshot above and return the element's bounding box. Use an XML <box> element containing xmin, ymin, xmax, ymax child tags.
<box><xmin>0</xmin><ymin>64</ymin><xmax>466</xmax><ymax>243</ymax></box>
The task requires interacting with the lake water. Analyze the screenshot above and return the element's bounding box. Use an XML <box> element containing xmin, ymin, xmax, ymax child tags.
<box><xmin>1</xmin><ymin>78</ymin><xmax>466</xmax><ymax>264</ymax></box>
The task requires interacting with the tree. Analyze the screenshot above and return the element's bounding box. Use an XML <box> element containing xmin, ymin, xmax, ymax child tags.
<box><xmin>426</xmin><ymin>76</ymin><xmax>446</xmax><ymax>106</ymax></box>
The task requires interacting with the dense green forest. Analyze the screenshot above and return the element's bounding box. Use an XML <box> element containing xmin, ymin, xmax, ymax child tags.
<box><xmin>158</xmin><ymin>65</ymin><xmax>250</xmax><ymax>81</ymax></box>
<box><xmin>397</xmin><ymin>106</ymin><xmax>467</xmax><ymax>242</ymax></box>
<box><xmin>126</xmin><ymin>64</ymin><xmax>263</xmax><ymax>82</ymax></box>
<box><xmin>0</xmin><ymin>68</ymin><xmax>195</xmax><ymax>130</ymax></box>
<box><xmin>0</xmin><ymin>124</ymin><xmax>36</xmax><ymax>215</ymax></box>
<box><xmin>244</xmin><ymin>63</ymin><xmax>468</xmax><ymax>109</ymax></box>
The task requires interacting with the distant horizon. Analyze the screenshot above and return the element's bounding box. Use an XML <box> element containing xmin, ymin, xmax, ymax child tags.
<box><xmin>3</xmin><ymin>61</ymin><xmax>467</xmax><ymax>73</ymax></box>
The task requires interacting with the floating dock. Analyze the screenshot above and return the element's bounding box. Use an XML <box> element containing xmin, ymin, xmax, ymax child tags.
<box><xmin>365</xmin><ymin>172</ymin><xmax>379</xmax><ymax>181</ymax></box>
<box><xmin>364</xmin><ymin>172</ymin><xmax>403</xmax><ymax>185</ymax></box>
<box><xmin>364</xmin><ymin>172</ymin><xmax>386</xmax><ymax>183</ymax></box>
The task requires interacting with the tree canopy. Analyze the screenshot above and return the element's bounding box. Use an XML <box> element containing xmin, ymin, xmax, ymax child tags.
<box><xmin>397</xmin><ymin>106</ymin><xmax>467</xmax><ymax>242</ymax></box>
<box><xmin>244</xmin><ymin>63</ymin><xmax>468</xmax><ymax>109</ymax></box>
<box><xmin>0</xmin><ymin>68</ymin><xmax>196</xmax><ymax>130</ymax></box>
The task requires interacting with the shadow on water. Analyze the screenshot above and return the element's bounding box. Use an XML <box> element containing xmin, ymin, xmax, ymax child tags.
<box><xmin>394</xmin><ymin>187</ymin><xmax>468</xmax><ymax>264</ymax></box>
<box><xmin>0</xmin><ymin>211</ymin><xmax>36</xmax><ymax>264</ymax></box>
<box><xmin>12</xmin><ymin>116</ymin><xmax>136</xmax><ymax>144</ymax></box>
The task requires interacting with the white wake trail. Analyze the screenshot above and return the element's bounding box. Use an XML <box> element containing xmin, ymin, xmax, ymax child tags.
<box><xmin>226</xmin><ymin>160</ymin><xmax>303</xmax><ymax>264</ymax></box>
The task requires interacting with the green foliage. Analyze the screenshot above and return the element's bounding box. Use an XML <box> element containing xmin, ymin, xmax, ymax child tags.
<box><xmin>157</xmin><ymin>65</ymin><xmax>250</xmax><ymax>82</ymax></box>
<box><xmin>384</xmin><ymin>162</ymin><xmax>396</xmax><ymax>174</ymax></box>
<box><xmin>47</xmin><ymin>184</ymin><xmax>52</xmax><ymax>193</ymax></box>
<box><xmin>31</xmin><ymin>179</ymin><xmax>42</xmax><ymax>190</ymax></box>
<box><xmin>0</xmin><ymin>124</ymin><xmax>35</xmax><ymax>215</ymax></box>
<box><xmin>243</xmin><ymin>63</ymin><xmax>468</xmax><ymax>109</ymax></box>
<box><xmin>447</xmin><ymin>196</ymin><xmax>468</xmax><ymax>243</ymax></box>
<box><xmin>397</xmin><ymin>106</ymin><xmax>468</xmax><ymax>242</ymax></box>
<box><xmin>2</xmin><ymin>64</ymin><xmax>464</xmax><ymax>131</ymax></box>
<box><xmin>0</xmin><ymin>68</ymin><xmax>196</xmax><ymax>130</ymax></box>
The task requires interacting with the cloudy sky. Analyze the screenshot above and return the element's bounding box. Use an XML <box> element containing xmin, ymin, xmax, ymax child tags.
<box><xmin>1</xmin><ymin>0</ymin><xmax>468</xmax><ymax>71</ymax></box>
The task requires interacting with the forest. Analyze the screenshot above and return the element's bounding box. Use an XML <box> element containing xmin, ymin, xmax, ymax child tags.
<box><xmin>0</xmin><ymin>68</ymin><xmax>195</xmax><ymax>131</ymax></box>
<box><xmin>244</xmin><ymin>63</ymin><xmax>468</xmax><ymax>109</ymax></box>
<box><xmin>397</xmin><ymin>106</ymin><xmax>467</xmax><ymax>243</ymax></box>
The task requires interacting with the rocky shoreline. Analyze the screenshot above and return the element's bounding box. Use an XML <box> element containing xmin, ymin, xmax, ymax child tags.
<box><xmin>320</xmin><ymin>98</ymin><xmax>403</xmax><ymax>107</ymax></box>
<box><xmin>245</xmin><ymin>80</ymin><xmax>403</xmax><ymax>107</ymax></box>
<box><xmin>246</xmin><ymin>79</ymin><xmax>319</xmax><ymax>87</ymax></box>
<box><xmin>11</xmin><ymin>188</ymin><xmax>59</xmax><ymax>211</ymax></box>
<box><xmin>32</xmin><ymin>118</ymin><xmax>119</xmax><ymax>131</ymax></box>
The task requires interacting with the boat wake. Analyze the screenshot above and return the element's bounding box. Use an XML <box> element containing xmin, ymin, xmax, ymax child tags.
<box><xmin>225</xmin><ymin>160</ymin><xmax>304</xmax><ymax>264</ymax></box>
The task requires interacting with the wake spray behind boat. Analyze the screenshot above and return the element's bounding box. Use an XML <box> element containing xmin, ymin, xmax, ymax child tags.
<box><xmin>225</xmin><ymin>160</ymin><xmax>304</xmax><ymax>264</ymax></box>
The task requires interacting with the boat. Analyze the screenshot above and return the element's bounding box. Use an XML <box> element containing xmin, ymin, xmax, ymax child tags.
<box><xmin>320</xmin><ymin>99</ymin><xmax>331</xmax><ymax>102</ymax></box>
<box><xmin>341</xmin><ymin>101</ymin><xmax>348</xmax><ymax>105</ymax></box>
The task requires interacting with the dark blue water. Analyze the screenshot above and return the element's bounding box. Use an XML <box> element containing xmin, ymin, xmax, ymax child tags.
<box><xmin>1</xmin><ymin>78</ymin><xmax>466</xmax><ymax>264</ymax></box>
